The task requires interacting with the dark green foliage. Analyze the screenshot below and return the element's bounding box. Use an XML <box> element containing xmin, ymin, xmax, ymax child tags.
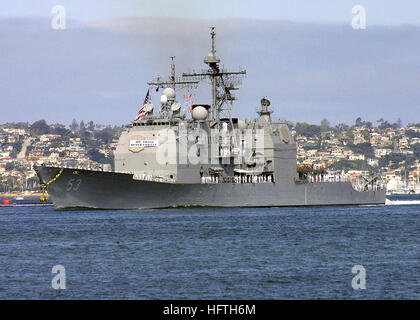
<box><xmin>347</xmin><ymin>142</ymin><xmax>375</xmax><ymax>158</ymax></box>
<box><xmin>5</xmin><ymin>162</ymin><xmax>16</xmax><ymax>171</ymax></box>
<box><xmin>87</xmin><ymin>121</ymin><xmax>95</xmax><ymax>131</ymax></box>
<box><xmin>94</xmin><ymin>127</ymin><xmax>115</xmax><ymax>144</ymax></box>
<box><xmin>378</xmin><ymin>153</ymin><xmax>407</xmax><ymax>169</ymax></box>
<box><xmin>87</xmin><ymin>148</ymin><xmax>113</xmax><ymax>166</ymax></box>
<box><xmin>1</xmin><ymin>122</ymin><xmax>29</xmax><ymax>130</ymax></box>
<box><xmin>347</xmin><ymin>142</ymin><xmax>374</xmax><ymax>158</ymax></box>
<box><xmin>69</xmin><ymin>119</ymin><xmax>79</xmax><ymax>132</ymax></box>
<box><xmin>405</xmin><ymin>130</ymin><xmax>420</xmax><ymax>139</ymax></box>
<box><xmin>87</xmin><ymin>148</ymin><xmax>106</xmax><ymax>163</ymax></box>
<box><xmin>50</xmin><ymin>124</ymin><xmax>71</xmax><ymax>137</ymax></box>
<box><xmin>376</xmin><ymin>118</ymin><xmax>402</xmax><ymax>130</ymax></box>
<box><xmin>10</xmin><ymin>140</ymin><xmax>23</xmax><ymax>157</ymax></box>
<box><xmin>79</xmin><ymin>121</ymin><xmax>86</xmax><ymax>132</ymax></box>
<box><xmin>329</xmin><ymin>160</ymin><xmax>367</xmax><ymax>171</ymax></box>
<box><xmin>297</xmin><ymin>163</ymin><xmax>312</xmax><ymax>179</ymax></box>
<box><xmin>295</xmin><ymin>122</ymin><xmax>321</xmax><ymax>137</ymax></box>
<box><xmin>361</xmin><ymin>130</ymin><xmax>370</xmax><ymax>141</ymax></box>
<box><xmin>320</xmin><ymin>118</ymin><xmax>330</xmax><ymax>131</ymax></box>
<box><xmin>407</xmin><ymin>123</ymin><xmax>420</xmax><ymax>129</ymax></box>
<box><xmin>354</xmin><ymin>117</ymin><xmax>372</xmax><ymax>128</ymax></box>
<box><xmin>346</xmin><ymin>130</ymin><xmax>354</xmax><ymax>139</ymax></box>
<box><xmin>413</xmin><ymin>143</ymin><xmax>420</xmax><ymax>158</ymax></box>
<box><xmin>30</xmin><ymin>120</ymin><xmax>50</xmax><ymax>135</ymax></box>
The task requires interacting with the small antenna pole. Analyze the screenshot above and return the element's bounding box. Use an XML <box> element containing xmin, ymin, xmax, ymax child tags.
<box><xmin>211</xmin><ymin>26</ymin><xmax>216</xmax><ymax>55</ymax></box>
<box><xmin>170</xmin><ymin>56</ymin><xmax>175</xmax><ymax>88</ymax></box>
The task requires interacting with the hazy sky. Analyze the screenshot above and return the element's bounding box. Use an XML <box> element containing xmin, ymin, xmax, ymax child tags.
<box><xmin>1</xmin><ymin>1</ymin><xmax>420</xmax><ymax>126</ymax></box>
<box><xmin>2</xmin><ymin>0</ymin><xmax>420</xmax><ymax>25</ymax></box>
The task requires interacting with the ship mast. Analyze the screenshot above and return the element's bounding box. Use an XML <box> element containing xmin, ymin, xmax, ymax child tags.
<box><xmin>147</xmin><ymin>57</ymin><xmax>199</xmax><ymax>118</ymax></box>
<box><xmin>208</xmin><ymin>27</ymin><xmax>219</xmax><ymax>119</ymax></box>
<box><xmin>182</xmin><ymin>26</ymin><xmax>246</xmax><ymax>122</ymax></box>
<box><xmin>147</xmin><ymin>56</ymin><xmax>198</xmax><ymax>90</ymax></box>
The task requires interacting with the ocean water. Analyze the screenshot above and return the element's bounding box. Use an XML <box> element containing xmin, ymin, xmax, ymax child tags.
<box><xmin>0</xmin><ymin>203</ymin><xmax>418</xmax><ymax>299</ymax></box>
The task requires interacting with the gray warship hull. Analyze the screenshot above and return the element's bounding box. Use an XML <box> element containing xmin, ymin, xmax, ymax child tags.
<box><xmin>35</xmin><ymin>166</ymin><xmax>385</xmax><ymax>209</ymax></box>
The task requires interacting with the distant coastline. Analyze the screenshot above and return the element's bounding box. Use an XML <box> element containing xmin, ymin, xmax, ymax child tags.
<box><xmin>0</xmin><ymin>192</ymin><xmax>45</xmax><ymax>199</ymax></box>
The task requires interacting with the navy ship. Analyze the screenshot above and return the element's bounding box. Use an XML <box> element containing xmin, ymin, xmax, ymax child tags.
<box><xmin>34</xmin><ymin>27</ymin><xmax>386</xmax><ymax>209</ymax></box>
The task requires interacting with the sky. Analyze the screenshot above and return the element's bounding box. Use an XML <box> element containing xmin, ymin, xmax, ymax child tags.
<box><xmin>2</xmin><ymin>0</ymin><xmax>420</xmax><ymax>25</ymax></box>
<box><xmin>1</xmin><ymin>1</ymin><xmax>420</xmax><ymax>126</ymax></box>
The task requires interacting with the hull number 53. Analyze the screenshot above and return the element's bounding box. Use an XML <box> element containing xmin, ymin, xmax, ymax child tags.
<box><xmin>66</xmin><ymin>178</ymin><xmax>82</xmax><ymax>191</ymax></box>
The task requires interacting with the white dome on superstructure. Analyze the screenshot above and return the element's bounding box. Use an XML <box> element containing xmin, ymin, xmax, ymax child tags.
<box><xmin>162</xmin><ymin>88</ymin><xmax>176</xmax><ymax>101</ymax></box>
<box><xmin>192</xmin><ymin>106</ymin><xmax>208</xmax><ymax>121</ymax></box>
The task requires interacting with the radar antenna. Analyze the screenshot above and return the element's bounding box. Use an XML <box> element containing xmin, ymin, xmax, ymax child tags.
<box><xmin>182</xmin><ymin>26</ymin><xmax>246</xmax><ymax>122</ymax></box>
<box><xmin>148</xmin><ymin>56</ymin><xmax>199</xmax><ymax>90</ymax></box>
<box><xmin>147</xmin><ymin>57</ymin><xmax>199</xmax><ymax>119</ymax></box>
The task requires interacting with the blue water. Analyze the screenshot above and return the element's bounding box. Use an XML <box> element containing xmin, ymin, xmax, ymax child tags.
<box><xmin>0</xmin><ymin>204</ymin><xmax>418</xmax><ymax>299</ymax></box>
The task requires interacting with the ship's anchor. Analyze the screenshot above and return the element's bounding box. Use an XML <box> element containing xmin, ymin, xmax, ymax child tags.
<box><xmin>40</xmin><ymin>168</ymin><xmax>64</xmax><ymax>202</ymax></box>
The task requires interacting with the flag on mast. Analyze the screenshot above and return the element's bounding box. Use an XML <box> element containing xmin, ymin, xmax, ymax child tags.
<box><xmin>134</xmin><ymin>88</ymin><xmax>152</xmax><ymax>121</ymax></box>
<box><xmin>188</xmin><ymin>94</ymin><xmax>193</xmax><ymax>113</ymax></box>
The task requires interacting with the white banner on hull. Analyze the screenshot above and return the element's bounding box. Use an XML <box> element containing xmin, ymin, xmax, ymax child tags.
<box><xmin>129</xmin><ymin>140</ymin><xmax>159</xmax><ymax>148</ymax></box>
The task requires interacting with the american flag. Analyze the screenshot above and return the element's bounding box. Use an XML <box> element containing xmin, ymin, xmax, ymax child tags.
<box><xmin>134</xmin><ymin>88</ymin><xmax>151</xmax><ymax>121</ymax></box>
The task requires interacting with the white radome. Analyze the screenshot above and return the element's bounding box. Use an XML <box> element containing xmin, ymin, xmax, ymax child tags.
<box><xmin>162</xmin><ymin>88</ymin><xmax>176</xmax><ymax>101</ymax></box>
<box><xmin>192</xmin><ymin>106</ymin><xmax>208</xmax><ymax>121</ymax></box>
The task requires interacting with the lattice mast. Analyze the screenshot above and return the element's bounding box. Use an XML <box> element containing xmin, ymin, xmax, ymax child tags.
<box><xmin>182</xmin><ymin>27</ymin><xmax>246</xmax><ymax>122</ymax></box>
<box><xmin>147</xmin><ymin>56</ymin><xmax>199</xmax><ymax>90</ymax></box>
<box><xmin>146</xmin><ymin>57</ymin><xmax>199</xmax><ymax>118</ymax></box>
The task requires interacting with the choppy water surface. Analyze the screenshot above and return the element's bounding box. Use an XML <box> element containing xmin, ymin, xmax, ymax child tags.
<box><xmin>0</xmin><ymin>204</ymin><xmax>418</xmax><ymax>299</ymax></box>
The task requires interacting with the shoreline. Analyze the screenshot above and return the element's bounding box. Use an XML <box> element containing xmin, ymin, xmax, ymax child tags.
<box><xmin>1</xmin><ymin>192</ymin><xmax>46</xmax><ymax>199</ymax></box>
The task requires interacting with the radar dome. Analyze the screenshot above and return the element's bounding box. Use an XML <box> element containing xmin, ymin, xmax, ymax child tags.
<box><xmin>192</xmin><ymin>106</ymin><xmax>208</xmax><ymax>121</ymax></box>
<box><xmin>162</xmin><ymin>88</ymin><xmax>176</xmax><ymax>101</ymax></box>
